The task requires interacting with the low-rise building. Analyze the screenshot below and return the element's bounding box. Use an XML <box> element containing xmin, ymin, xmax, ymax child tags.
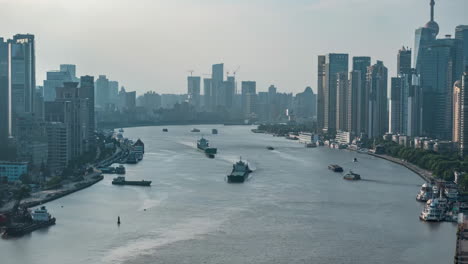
<box><xmin>336</xmin><ymin>131</ymin><xmax>351</xmax><ymax>145</ymax></box>
<box><xmin>424</xmin><ymin>140</ymin><xmax>436</xmax><ymax>151</ymax></box>
<box><xmin>434</xmin><ymin>141</ymin><xmax>454</xmax><ymax>153</ymax></box>
<box><xmin>298</xmin><ymin>132</ymin><xmax>313</xmax><ymax>144</ymax></box>
<box><xmin>392</xmin><ymin>134</ymin><xmax>400</xmax><ymax>143</ymax></box>
<box><xmin>0</xmin><ymin>161</ymin><xmax>28</xmax><ymax>182</ymax></box>
<box><xmin>398</xmin><ymin>135</ymin><xmax>410</xmax><ymax>147</ymax></box>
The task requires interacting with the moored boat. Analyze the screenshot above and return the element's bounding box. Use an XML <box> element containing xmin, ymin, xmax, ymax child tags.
<box><xmin>2</xmin><ymin>206</ymin><xmax>56</xmax><ymax>238</ymax></box>
<box><xmin>306</xmin><ymin>142</ymin><xmax>317</xmax><ymax>148</ymax></box>
<box><xmin>416</xmin><ymin>183</ymin><xmax>433</xmax><ymax>202</ymax></box>
<box><xmin>191</xmin><ymin>128</ymin><xmax>200</xmax><ymax>132</ymax></box>
<box><xmin>115</xmin><ymin>165</ymin><xmax>126</xmax><ymax>174</ymax></box>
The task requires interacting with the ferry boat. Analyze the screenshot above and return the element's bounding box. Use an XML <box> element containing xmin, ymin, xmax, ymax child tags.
<box><xmin>416</xmin><ymin>183</ymin><xmax>433</xmax><ymax>202</ymax></box>
<box><xmin>115</xmin><ymin>165</ymin><xmax>126</xmax><ymax>174</ymax></box>
<box><xmin>419</xmin><ymin>199</ymin><xmax>444</xmax><ymax>222</ymax></box>
<box><xmin>328</xmin><ymin>164</ymin><xmax>343</xmax><ymax>172</ymax></box>
<box><xmin>112</xmin><ymin>176</ymin><xmax>151</xmax><ymax>186</ymax></box>
<box><xmin>191</xmin><ymin>128</ymin><xmax>200</xmax><ymax>132</ymax></box>
<box><xmin>163</xmin><ymin>128</ymin><xmax>168</xmax><ymax>132</ymax></box>
<box><xmin>343</xmin><ymin>171</ymin><xmax>361</xmax><ymax>181</ymax></box>
<box><xmin>212</xmin><ymin>129</ymin><xmax>218</xmax><ymax>134</ymax></box>
<box><xmin>227</xmin><ymin>158</ymin><xmax>252</xmax><ymax>183</ymax></box>
<box><xmin>197</xmin><ymin>137</ymin><xmax>217</xmax><ymax>158</ymax></box>
<box><xmin>2</xmin><ymin>206</ymin><xmax>56</xmax><ymax>238</ymax></box>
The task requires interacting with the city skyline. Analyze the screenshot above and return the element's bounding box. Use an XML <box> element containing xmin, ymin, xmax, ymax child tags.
<box><xmin>0</xmin><ymin>0</ymin><xmax>467</xmax><ymax>94</ymax></box>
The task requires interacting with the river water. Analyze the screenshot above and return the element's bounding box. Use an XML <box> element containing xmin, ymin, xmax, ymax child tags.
<box><xmin>0</xmin><ymin>125</ymin><xmax>456</xmax><ymax>264</ymax></box>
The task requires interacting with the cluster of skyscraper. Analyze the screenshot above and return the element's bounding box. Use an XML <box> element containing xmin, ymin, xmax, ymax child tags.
<box><xmin>187</xmin><ymin>63</ymin><xmax>317</xmax><ymax>122</ymax></box>
<box><xmin>317</xmin><ymin>0</ymin><xmax>468</xmax><ymax>156</ymax></box>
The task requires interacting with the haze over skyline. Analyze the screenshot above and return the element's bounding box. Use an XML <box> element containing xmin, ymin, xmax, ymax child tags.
<box><xmin>1</xmin><ymin>0</ymin><xmax>467</xmax><ymax>94</ymax></box>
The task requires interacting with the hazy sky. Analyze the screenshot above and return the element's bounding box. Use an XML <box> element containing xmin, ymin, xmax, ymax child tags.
<box><xmin>1</xmin><ymin>0</ymin><xmax>467</xmax><ymax>95</ymax></box>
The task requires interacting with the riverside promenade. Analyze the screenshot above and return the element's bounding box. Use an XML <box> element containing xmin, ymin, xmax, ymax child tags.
<box><xmin>368</xmin><ymin>153</ymin><xmax>434</xmax><ymax>182</ymax></box>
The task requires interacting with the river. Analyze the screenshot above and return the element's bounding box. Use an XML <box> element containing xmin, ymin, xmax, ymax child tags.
<box><xmin>0</xmin><ymin>125</ymin><xmax>456</xmax><ymax>264</ymax></box>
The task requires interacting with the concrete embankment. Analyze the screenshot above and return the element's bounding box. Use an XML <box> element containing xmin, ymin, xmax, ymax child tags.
<box><xmin>368</xmin><ymin>153</ymin><xmax>434</xmax><ymax>182</ymax></box>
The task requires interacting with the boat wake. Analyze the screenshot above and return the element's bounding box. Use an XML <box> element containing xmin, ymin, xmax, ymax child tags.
<box><xmin>101</xmin><ymin>213</ymin><xmax>236</xmax><ymax>264</ymax></box>
<box><xmin>360</xmin><ymin>179</ymin><xmax>421</xmax><ymax>187</ymax></box>
<box><xmin>134</xmin><ymin>188</ymin><xmax>167</xmax><ymax>211</ymax></box>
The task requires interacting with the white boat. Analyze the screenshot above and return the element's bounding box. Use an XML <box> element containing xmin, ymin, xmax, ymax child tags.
<box><xmin>419</xmin><ymin>199</ymin><xmax>444</xmax><ymax>222</ymax></box>
<box><xmin>31</xmin><ymin>206</ymin><xmax>54</xmax><ymax>222</ymax></box>
<box><xmin>416</xmin><ymin>183</ymin><xmax>432</xmax><ymax>202</ymax></box>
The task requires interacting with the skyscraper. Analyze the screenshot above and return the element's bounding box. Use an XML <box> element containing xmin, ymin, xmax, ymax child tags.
<box><xmin>323</xmin><ymin>53</ymin><xmax>348</xmax><ymax>133</ymax></box>
<box><xmin>203</xmin><ymin>78</ymin><xmax>212</xmax><ymax>110</ymax></box>
<box><xmin>347</xmin><ymin>71</ymin><xmax>360</xmax><ymax>135</ymax></box>
<box><xmin>352</xmin><ymin>56</ymin><xmax>370</xmax><ymax>134</ymax></box>
<box><xmin>459</xmin><ymin>69</ymin><xmax>468</xmax><ymax>157</ymax></box>
<box><xmin>455</xmin><ymin>25</ymin><xmax>468</xmax><ymax>73</ymax></box>
<box><xmin>317</xmin><ymin>55</ymin><xmax>326</xmax><ymax>131</ymax></box>
<box><xmin>187</xmin><ymin>76</ymin><xmax>201</xmax><ymax>108</ymax></box>
<box><xmin>241</xmin><ymin>81</ymin><xmax>256</xmax><ymax>118</ymax></box>
<box><xmin>453</xmin><ymin>80</ymin><xmax>462</xmax><ymax>143</ymax></box>
<box><xmin>336</xmin><ymin>72</ymin><xmax>348</xmax><ymax>131</ymax></box>
<box><xmin>95</xmin><ymin>75</ymin><xmax>109</xmax><ymax>108</ymax></box>
<box><xmin>0</xmin><ymin>38</ymin><xmax>9</xmax><ymax>150</ymax></box>
<box><xmin>59</xmin><ymin>64</ymin><xmax>78</xmax><ymax>82</ymax></box>
<box><xmin>367</xmin><ymin>61</ymin><xmax>388</xmax><ymax>138</ymax></box>
<box><xmin>415</xmin><ymin>0</ymin><xmax>463</xmax><ymax>139</ymax></box>
<box><xmin>389</xmin><ymin>77</ymin><xmax>403</xmax><ymax>134</ymax></box>
<box><xmin>109</xmin><ymin>80</ymin><xmax>119</xmax><ymax>106</ymax></box>
<box><xmin>80</xmin><ymin>76</ymin><xmax>95</xmax><ymax>147</ymax></box>
<box><xmin>43</xmin><ymin>70</ymin><xmax>71</xmax><ymax>102</ymax></box>
<box><xmin>397</xmin><ymin>47</ymin><xmax>412</xmax><ymax>75</ymax></box>
<box><xmin>212</xmin><ymin>63</ymin><xmax>224</xmax><ymax>108</ymax></box>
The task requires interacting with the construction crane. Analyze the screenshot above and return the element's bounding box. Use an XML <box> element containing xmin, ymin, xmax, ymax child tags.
<box><xmin>232</xmin><ymin>66</ymin><xmax>240</xmax><ymax>77</ymax></box>
<box><xmin>187</xmin><ymin>70</ymin><xmax>194</xmax><ymax>76</ymax></box>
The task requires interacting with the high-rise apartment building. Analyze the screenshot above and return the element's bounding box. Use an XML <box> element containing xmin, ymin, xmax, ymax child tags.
<box><xmin>323</xmin><ymin>53</ymin><xmax>349</xmax><ymax>133</ymax></box>
<box><xmin>347</xmin><ymin>71</ymin><xmax>361</xmax><ymax>135</ymax></box>
<box><xmin>455</xmin><ymin>25</ymin><xmax>468</xmax><ymax>73</ymax></box>
<box><xmin>336</xmin><ymin>72</ymin><xmax>348</xmax><ymax>131</ymax></box>
<box><xmin>43</xmin><ymin>70</ymin><xmax>71</xmax><ymax>102</ymax></box>
<box><xmin>0</xmin><ymin>38</ymin><xmax>9</xmax><ymax>150</ymax></box>
<box><xmin>80</xmin><ymin>76</ymin><xmax>95</xmax><ymax>147</ymax></box>
<box><xmin>95</xmin><ymin>75</ymin><xmax>110</xmax><ymax>108</ymax></box>
<box><xmin>241</xmin><ymin>81</ymin><xmax>256</xmax><ymax>118</ymax></box>
<box><xmin>389</xmin><ymin>77</ymin><xmax>403</xmax><ymax>134</ymax></box>
<box><xmin>212</xmin><ymin>63</ymin><xmax>224</xmax><ymax>108</ymax></box>
<box><xmin>367</xmin><ymin>61</ymin><xmax>388</xmax><ymax>138</ymax></box>
<box><xmin>352</xmin><ymin>56</ymin><xmax>371</xmax><ymax>134</ymax></box>
<box><xmin>203</xmin><ymin>78</ymin><xmax>212</xmax><ymax>110</ymax></box>
<box><xmin>454</xmin><ymin>80</ymin><xmax>462</xmax><ymax>143</ymax></box>
<box><xmin>187</xmin><ymin>76</ymin><xmax>201</xmax><ymax>108</ymax></box>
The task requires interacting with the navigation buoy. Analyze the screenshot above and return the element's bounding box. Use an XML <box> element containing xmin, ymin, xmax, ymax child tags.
<box><xmin>117</xmin><ymin>216</ymin><xmax>121</xmax><ymax>225</ymax></box>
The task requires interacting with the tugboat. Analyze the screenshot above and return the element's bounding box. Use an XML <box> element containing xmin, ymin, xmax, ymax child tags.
<box><xmin>212</xmin><ymin>129</ymin><xmax>218</xmax><ymax>134</ymax></box>
<box><xmin>343</xmin><ymin>171</ymin><xmax>361</xmax><ymax>181</ymax></box>
<box><xmin>227</xmin><ymin>158</ymin><xmax>252</xmax><ymax>183</ymax></box>
<box><xmin>353</xmin><ymin>158</ymin><xmax>358</xmax><ymax>162</ymax></box>
<box><xmin>115</xmin><ymin>165</ymin><xmax>126</xmax><ymax>174</ymax></box>
<box><xmin>197</xmin><ymin>137</ymin><xmax>217</xmax><ymax>158</ymax></box>
<box><xmin>162</xmin><ymin>128</ymin><xmax>168</xmax><ymax>132</ymax></box>
<box><xmin>112</xmin><ymin>176</ymin><xmax>151</xmax><ymax>186</ymax></box>
<box><xmin>266</xmin><ymin>146</ymin><xmax>275</xmax><ymax>150</ymax></box>
<box><xmin>2</xmin><ymin>206</ymin><xmax>56</xmax><ymax>238</ymax></box>
<box><xmin>328</xmin><ymin>164</ymin><xmax>343</xmax><ymax>172</ymax></box>
<box><xmin>191</xmin><ymin>128</ymin><xmax>200</xmax><ymax>132</ymax></box>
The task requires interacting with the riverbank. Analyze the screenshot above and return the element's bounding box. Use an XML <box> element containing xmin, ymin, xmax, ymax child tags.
<box><xmin>368</xmin><ymin>153</ymin><xmax>434</xmax><ymax>182</ymax></box>
<box><xmin>20</xmin><ymin>172</ymin><xmax>104</xmax><ymax>208</ymax></box>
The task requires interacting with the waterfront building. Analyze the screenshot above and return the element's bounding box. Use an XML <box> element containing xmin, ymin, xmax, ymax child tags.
<box><xmin>352</xmin><ymin>56</ymin><xmax>371</xmax><ymax>134</ymax></box>
<box><xmin>336</xmin><ymin>130</ymin><xmax>352</xmax><ymax>145</ymax></box>
<box><xmin>317</xmin><ymin>55</ymin><xmax>326</xmax><ymax>131</ymax></box>
<box><xmin>125</xmin><ymin>91</ymin><xmax>137</xmax><ymax>110</ymax></box>
<box><xmin>138</xmin><ymin>91</ymin><xmax>161</xmax><ymax>111</ymax></box>
<box><xmin>10</xmin><ymin>34</ymin><xmax>36</xmax><ymax>137</ymax></box>
<box><xmin>161</xmin><ymin>94</ymin><xmax>184</xmax><ymax>109</ymax></box>
<box><xmin>336</xmin><ymin>72</ymin><xmax>348</xmax><ymax>131</ymax></box>
<box><xmin>367</xmin><ymin>61</ymin><xmax>388</xmax><ymax>138</ymax></box>
<box><xmin>80</xmin><ymin>76</ymin><xmax>95</xmax><ymax>146</ymax></box>
<box><xmin>0</xmin><ymin>38</ymin><xmax>9</xmax><ymax>150</ymax></box>
<box><xmin>347</xmin><ymin>71</ymin><xmax>360</xmax><ymax>135</ymax></box>
<box><xmin>414</xmin><ymin>0</ymin><xmax>463</xmax><ymax>139</ymax></box>
<box><xmin>14</xmin><ymin>113</ymin><xmax>48</xmax><ymax>167</ymax></box>
<box><xmin>323</xmin><ymin>53</ymin><xmax>349</xmax><ymax>133</ymax></box>
<box><xmin>46</xmin><ymin>122</ymin><xmax>70</xmax><ymax>173</ymax></box>
<box><xmin>0</xmin><ymin>161</ymin><xmax>28</xmax><ymax>182</ymax></box>
<box><xmin>187</xmin><ymin>76</ymin><xmax>201</xmax><ymax>108</ymax></box>
<box><xmin>459</xmin><ymin>69</ymin><xmax>468</xmax><ymax>157</ymax></box>
<box><xmin>241</xmin><ymin>81</ymin><xmax>257</xmax><ymax>118</ymax></box>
